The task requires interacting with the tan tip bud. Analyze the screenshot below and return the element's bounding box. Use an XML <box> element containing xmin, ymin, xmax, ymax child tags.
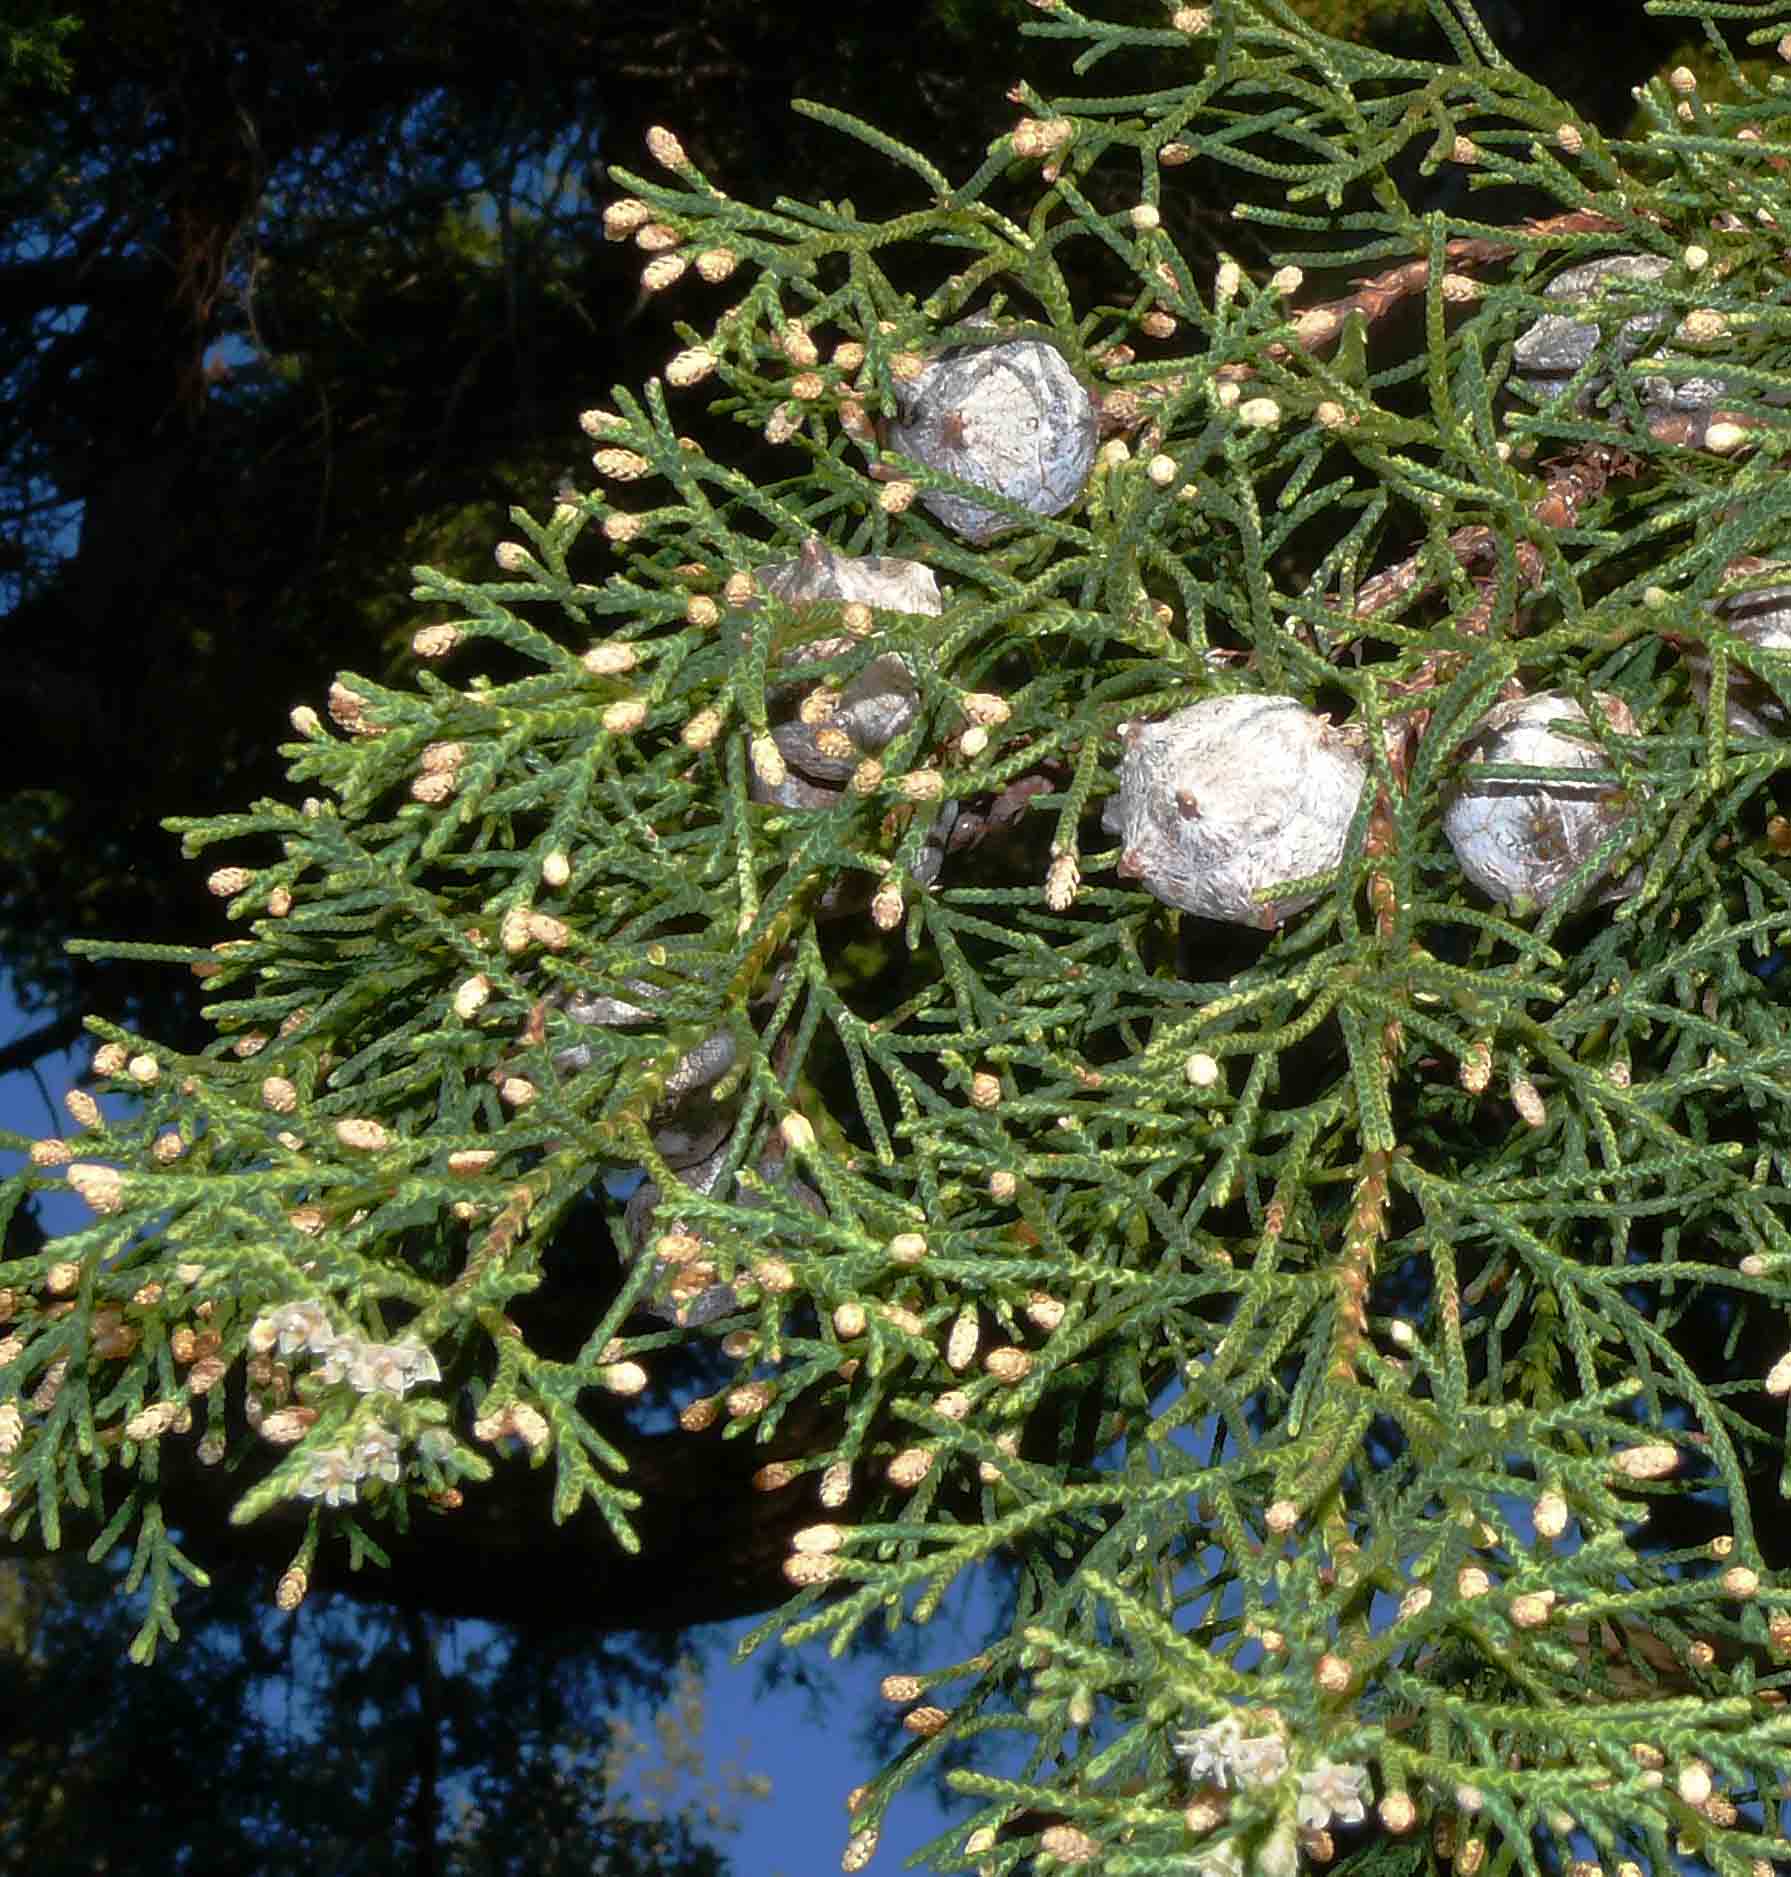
<box><xmin>880</xmin><ymin>1673</ymin><xmax>923</xmax><ymax>1703</ymax></box>
<box><xmin>878</xmin><ymin>479</ymin><xmax>916</xmax><ymax>515</ymax></box>
<box><xmin>946</xmin><ymin>1308</ymin><xmax>979</xmax><ymax>1372</ymax></box>
<box><xmin>645</xmin><ymin>124</ymin><xmax>688</xmax><ymax>170</ymax></box>
<box><xmin>988</xmin><ymin>1169</ymin><xmax>1017</xmax><ymax>1201</ymax></box>
<box><xmin>900</xmin><ymin>769</ymin><xmax>944</xmax><ymax>802</ymax></box>
<box><xmin>751</xmin><ymin>733</ymin><xmax>787</xmax><ymax>787</ymax></box>
<box><xmin>1510</xmin><ymin>1590</ymin><xmax>1555</xmax><ymax>1628</ymax></box>
<box><xmin>752</xmin><ymin>1257</ymin><xmax>795</xmax><ymax>1295</ymax></box>
<box><xmin>593</xmin><ymin>448</ymin><xmax>652</xmax><ymax>481</ymax></box>
<box><xmin>1237</xmin><ymin>396</ymin><xmax>1282</xmax><ymax>428</ymax></box>
<box><xmin>1556</xmin><ymin>122</ymin><xmax>1584</xmax><ymax>153</ymax></box>
<box><xmin>498</xmin><ymin>1076</ymin><xmax>536</xmax><ymax>1107</ymax></box>
<box><xmin>903</xmin><ymin>1704</ymin><xmax>950</xmax><ymax>1736</ymax></box>
<box><xmin>1315</xmin><ymin>1652</ymin><xmax>1352</xmax><ymax>1693</ymax></box>
<box><xmin>886</xmin><ymin>1446</ymin><xmax>934</xmax><ymax>1487</ymax></box>
<box><xmin>1457</xmin><ymin>1566</ymin><xmax>1492</xmax><ymax>1599</ymax></box>
<box><xmin>888</xmin><ymin>1232</ymin><xmax>927</xmax><ymax>1266</ymax></box>
<box><xmin>601</xmin><ymin>1361</ymin><xmax>649</xmax><ymax>1396</ymax></box>
<box><xmin>1039</xmin><ymin>1826</ymin><xmax>1098</xmax><ymax>1865</ymax></box>
<box><xmin>984</xmin><ymin>1346</ymin><xmax>1031</xmax><ymax>1383</ymax></box>
<box><xmin>526</xmin><ymin>911</ymin><xmax>571</xmax><ymax>951</ymax></box>
<box><xmin>582</xmin><ymin>641</ymin><xmax>639</xmax><ymax>676</ymax></box>
<box><xmin>969</xmin><ymin>1071</ymin><xmax>1001</xmax><ymax>1110</ymax></box>
<box><xmin>1533</xmin><ymin>1489</ymin><xmax>1568</xmax><ymax>1538</ymax></box>
<box><xmin>261</xmin><ymin>1075</ymin><xmax>298</xmax><ymax>1114</ymax></box>
<box><xmin>833</xmin><ymin>1302</ymin><xmax>867</xmax><ymax>1339</ymax></box>
<box><xmin>695</xmin><ymin>247</ymin><xmax>738</xmax><ymax>283</ymax></box>
<box><xmin>412</xmin><ymin>622</ymin><xmax>461</xmax><ymax>658</ymax></box>
<box><xmin>1265</xmin><ymin>1498</ymin><xmax>1300</xmax><ymax>1533</ymax></box>
<box><xmin>602</xmin><ymin>698</ymin><xmax>648</xmax><ymax>735</ymax></box>
<box><xmin>66</xmin><ymin>1161</ymin><xmax>124</xmax><ymax>1212</ymax></box>
<box><xmin>783</xmin><ymin>1552</ymin><xmax>839</xmax><ymax>1588</ymax></box>
<box><xmin>840</xmin><ymin>1825</ymin><xmax>879</xmax><ymax>1872</ymax></box>
<box><xmin>682</xmin><ymin>706</ymin><xmax>724</xmax><ymax>750</ymax></box>
<box><xmin>92</xmin><ymin>1041</ymin><xmax>129</xmax><ymax>1077</ymax></box>
<box><xmin>727</xmin><ymin>1382</ymin><xmax>772</xmax><ymax>1419</ymax></box>
<box><xmin>641</xmin><ymin>254</ymin><xmax>687</xmax><ymax>293</ymax></box>
<box><xmin>1722</xmin><ymin>1564</ymin><xmax>1760</xmax><ymax>1598</ymax></box>
<box><xmin>819</xmin><ymin>1459</ymin><xmax>852</xmax><ymax>1506</ymax></box>
<box><xmin>1611</xmin><ymin>1442</ymin><xmax>1678</xmax><ymax>1480</ymax></box>
<box><xmin>871</xmin><ymin>877</ymin><xmax>904</xmax><ymax>930</ymax></box>
<box><xmin>208</xmin><ymin>866</ymin><xmax>253</xmax><ymax>897</ymax></box>
<box><xmin>335</xmin><ymin>1117</ymin><xmax>391</xmax><ymax>1152</ymax></box>
<box><xmin>30</xmin><ymin>1137</ymin><xmax>73</xmax><ymax>1166</ymax></box>
<box><xmin>602</xmin><ymin>198</ymin><xmax>652</xmax><ymax>240</ymax></box>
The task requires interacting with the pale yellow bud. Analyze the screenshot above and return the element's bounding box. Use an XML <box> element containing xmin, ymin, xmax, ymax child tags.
<box><xmin>1316</xmin><ymin>1652</ymin><xmax>1352</xmax><ymax>1692</ymax></box>
<box><xmin>1147</xmin><ymin>453</ymin><xmax>1177</xmax><ymax>486</ymax></box>
<box><xmin>1039</xmin><ymin>1826</ymin><xmax>1098</xmax><ymax>1865</ymax></box>
<box><xmin>208</xmin><ymin>866</ymin><xmax>253</xmax><ymax>897</ymax></box>
<box><xmin>1451</xmin><ymin>135</ymin><xmax>1479</xmax><ymax>164</ymax></box>
<box><xmin>880</xmin><ymin>1673</ymin><xmax>922</xmax><ymax>1703</ymax></box>
<box><xmin>602</xmin><ymin>698</ymin><xmax>648</xmax><ymax>735</ymax></box>
<box><xmin>1171</xmin><ymin>6</ymin><xmax>1210</xmax><ymax>31</ymax></box>
<box><xmin>1767</xmin><ymin>1348</ymin><xmax>1791</xmax><ymax>1396</ymax></box>
<box><xmin>1722</xmin><ymin>1564</ymin><xmax>1760</xmax><ymax>1598</ymax></box>
<box><xmin>1533</xmin><ymin>1490</ymin><xmax>1568</xmax><ymax>1538</ymax></box>
<box><xmin>1018</xmin><ymin>1296</ymin><xmax>1064</xmax><ymax>1339</ymax></box>
<box><xmin>878</xmin><ymin>480</ymin><xmax>916</xmax><ymax>514</ymax></box>
<box><xmin>189</xmin><ymin>1355</ymin><xmax>228</xmax><ymax>1395</ymax></box>
<box><xmin>900</xmin><ymin>769</ymin><xmax>944</xmax><ymax>802</ymax></box>
<box><xmin>92</xmin><ymin>1042</ymin><xmax>129</xmax><ymax>1077</ymax></box>
<box><xmin>946</xmin><ymin>1307</ymin><xmax>979</xmax><ymax>1371</ymax></box>
<box><xmin>601</xmin><ymin>1361</ymin><xmax>649</xmax><ymax>1396</ymax></box>
<box><xmin>641</xmin><ymin>255</ymin><xmax>687</xmax><ymax>293</ymax></box>
<box><xmin>261</xmin><ymin>1076</ymin><xmax>298</xmax><ymax>1114</ymax></box>
<box><xmin>934</xmin><ymin>1389</ymin><xmax>970</xmax><ymax>1421</ymax></box>
<box><xmin>30</xmin><ymin>1136</ymin><xmax>72</xmax><ymax>1166</ymax></box>
<box><xmin>904</xmin><ymin>1705</ymin><xmax>949</xmax><ymax>1736</ymax></box>
<box><xmin>526</xmin><ymin>911</ymin><xmax>571</xmax><ymax>951</ymax></box>
<box><xmin>1130</xmin><ymin>203</ymin><xmax>1160</xmax><ymax>231</ymax></box>
<box><xmin>1669</xmin><ymin>64</ymin><xmax>1697</xmax><ymax>93</ymax></box>
<box><xmin>290</xmin><ymin>703</ymin><xmax>324</xmax><ymax>738</ymax></box>
<box><xmin>1237</xmin><ymin>397</ymin><xmax>1282</xmax><ymax>428</ymax></box>
<box><xmin>1265</xmin><ymin>1498</ymin><xmax>1300</xmax><ymax>1534</ymax></box>
<box><xmin>1044</xmin><ymin>850</ymin><xmax>1079</xmax><ymax>911</ymax></box>
<box><xmin>498</xmin><ymin>1075</ymin><xmax>536</xmax><ymax>1107</ymax></box>
<box><xmin>833</xmin><ymin>341</ymin><xmax>866</xmax><ymax>370</ymax></box>
<box><xmin>266</xmin><ymin>885</ymin><xmax>293</xmax><ymax>917</ymax></box>
<box><xmin>1215</xmin><ymin>259</ymin><xmax>1243</xmax><ymax>304</ymax></box>
<box><xmin>1184</xmin><ymin>1052</ymin><xmax>1220</xmax><ymax>1089</ymax></box>
<box><xmin>695</xmin><ymin>247</ymin><xmax>738</xmax><ymax>283</ymax></box>
<box><xmin>988</xmin><ymin>1169</ymin><xmax>1017</xmax><ymax>1201</ymax></box>
<box><xmin>727</xmin><ymin>1382</ymin><xmax>772</xmax><ymax>1419</ymax></box>
<box><xmin>448</xmin><ymin>1148</ymin><xmax>496</xmax><ymax>1176</ymax></box>
<box><xmin>833</xmin><ymin>1302</ymin><xmax>867</xmax><ymax>1339</ymax></box>
<box><xmin>1511</xmin><ymin>1078</ymin><xmax>1546</xmax><ymax>1128</ymax></box>
<box><xmin>1556</xmin><ymin>122</ymin><xmax>1584</xmax><ymax>153</ymax></box>
<box><xmin>888</xmin><ymin>1232</ymin><xmax>927</xmax><ymax>1266</ymax></box>
<box><xmin>45</xmin><ymin>1259</ymin><xmax>81</xmax><ymax>1296</ymax></box>
<box><xmin>1704</xmin><ymin>421</ymin><xmax>1749</xmax><ymax>455</ymax></box>
<box><xmin>1457</xmin><ymin>1566</ymin><xmax>1492</xmax><ymax>1599</ymax></box>
<box><xmin>969</xmin><ymin>1071</ymin><xmax>1001</xmax><ymax>1109</ymax></box>
<box><xmin>841</xmin><ymin>1826</ymin><xmax>879</xmax><ymax>1872</ymax></box>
